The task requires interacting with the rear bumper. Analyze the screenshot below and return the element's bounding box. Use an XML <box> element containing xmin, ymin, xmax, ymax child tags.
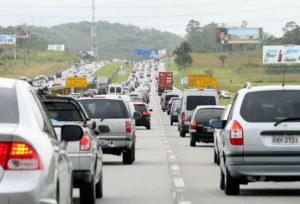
<box><xmin>190</xmin><ymin>132</ymin><xmax>214</xmax><ymax>143</ymax></box>
<box><xmin>135</xmin><ymin>118</ymin><xmax>150</xmax><ymax>126</ymax></box>
<box><xmin>73</xmin><ymin>170</ymin><xmax>92</xmax><ymax>186</ymax></box>
<box><xmin>181</xmin><ymin>124</ymin><xmax>189</xmax><ymax>132</ymax></box>
<box><xmin>0</xmin><ymin>171</ymin><xmax>56</xmax><ymax>204</ymax></box>
<box><xmin>170</xmin><ymin>115</ymin><xmax>178</xmax><ymax>122</ymax></box>
<box><xmin>97</xmin><ymin>136</ymin><xmax>134</xmax><ymax>149</ymax></box>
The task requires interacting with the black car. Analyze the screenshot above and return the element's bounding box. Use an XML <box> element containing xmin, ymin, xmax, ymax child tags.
<box><xmin>170</xmin><ymin>99</ymin><xmax>182</xmax><ymax>126</ymax></box>
<box><xmin>134</xmin><ymin>102</ymin><xmax>152</xmax><ymax>129</ymax></box>
<box><xmin>189</xmin><ymin>106</ymin><xmax>225</xmax><ymax>147</ymax></box>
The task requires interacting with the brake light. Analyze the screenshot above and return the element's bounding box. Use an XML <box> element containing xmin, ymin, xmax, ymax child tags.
<box><xmin>80</xmin><ymin>131</ymin><xmax>91</xmax><ymax>151</ymax></box>
<box><xmin>126</xmin><ymin>121</ymin><xmax>132</xmax><ymax>135</ymax></box>
<box><xmin>0</xmin><ymin>142</ymin><xmax>42</xmax><ymax>170</ymax></box>
<box><xmin>181</xmin><ymin>112</ymin><xmax>186</xmax><ymax>123</ymax></box>
<box><xmin>142</xmin><ymin>111</ymin><xmax>150</xmax><ymax>116</ymax></box>
<box><xmin>191</xmin><ymin>119</ymin><xmax>197</xmax><ymax>130</ymax></box>
<box><xmin>230</xmin><ymin>120</ymin><xmax>244</xmax><ymax>145</ymax></box>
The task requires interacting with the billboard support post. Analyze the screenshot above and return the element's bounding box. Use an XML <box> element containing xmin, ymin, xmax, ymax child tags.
<box><xmin>13</xmin><ymin>47</ymin><xmax>16</xmax><ymax>61</ymax></box>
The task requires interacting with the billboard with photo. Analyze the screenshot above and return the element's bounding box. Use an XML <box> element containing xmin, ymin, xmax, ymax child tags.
<box><xmin>0</xmin><ymin>34</ymin><xmax>16</xmax><ymax>46</ymax></box>
<box><xmin>263</xmin><ymin>45</ymin><xmax>300</xmax><ymax>64</ymax></box>
<box><xmin>216</xmin><ymin>28</ymin><xmax>263</xmax><ymax>44</ymax></box>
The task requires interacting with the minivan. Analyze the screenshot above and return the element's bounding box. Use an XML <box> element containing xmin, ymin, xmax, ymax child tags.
<box><xmin>178</xmin><ymin>89</ymin><xmax>219</xmax><ymax>137</ymax></box>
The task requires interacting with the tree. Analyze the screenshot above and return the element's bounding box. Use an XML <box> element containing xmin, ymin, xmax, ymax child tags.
<box><xmin>241</xmin><ymin>20</ymin><xmax>248</xmax><ymax>28</ymax></box>
<box><xmin>173</xmin><ymin>41</ymin><xmax>193</xmax><ymax>69</ymax></box>
<box><xmin>282</xmin><ymin>21</ymin><xmax>298</xmax><ymax>33</ymax></box>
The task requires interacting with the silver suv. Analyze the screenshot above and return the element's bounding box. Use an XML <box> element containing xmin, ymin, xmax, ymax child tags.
<box><xmin>211</xmin><ymin>85</ymin><xmax>300</xmax><ymax>195</ymax></box>
<box><xmin>78</xmin><ymin>95</ymin><xmax>141</xmax><ymax>165</ymax></box>
<box><xmin>42</xmin><ymin>96</ymin><xmax>104</xmax><ymax>204</ymax></box>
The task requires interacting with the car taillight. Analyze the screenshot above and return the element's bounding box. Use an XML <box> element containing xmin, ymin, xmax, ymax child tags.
<box><xmin>230</xmin><ymin>120</ymin><xmax>244</xmax><ymax>145</ymax></box>
<box><xmin>142</xmin><ymin>111</ymin><xmax>150</xmax><ymax>116</ymax></box>
<box><xmin>191</xmin><ymin>119</ymin><xmax>197</xmax><ymax>130</ymax></box>
<box><xmin>80</xmin><ymin>131</ymin><xmax>91</xmax><ymax>151</ymax></box>
<box><xmin>0</xmin><ymin>142</ymin><xmax>42</xmax><ymax>170</ymax></box>
<box><xmin>126</xmin><ymin>121</ymin><xmax>132</xmax><ymax>135</ymax></box>
<box><xmin>181</xmin><ymin>112</ymin><xmax>186</xmax><ymax>123</ymax></box>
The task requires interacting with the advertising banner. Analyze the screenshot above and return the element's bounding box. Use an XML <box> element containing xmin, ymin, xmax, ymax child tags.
<box><xmin>263</xmin><ymin>45</ymin><xmax>300</xmax><ymax>64</ymax></box>
<box><xmin>0</xmin><ymin>34</ymin><xmax>16</xmax><ymax>46</ymax></box>
<box><xmin>216</xmin><ymin>28</ymin><xmax>263</xmax><ymax>44</ymax></box>
<box><xmin>48</xmin><ymin>44</ymin><xmax>65</xmax><ymax>51</ymax></box>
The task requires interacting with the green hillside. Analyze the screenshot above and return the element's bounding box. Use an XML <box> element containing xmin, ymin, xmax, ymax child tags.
<box><xmin>167</xmin><ymin>51</ymin><xmax>300</xmax><ymax>93</ymax></box>
<box><xmin>24</xmin><ymin>21</ymin><xmax>182</xmax><ymax>60</ymax></box>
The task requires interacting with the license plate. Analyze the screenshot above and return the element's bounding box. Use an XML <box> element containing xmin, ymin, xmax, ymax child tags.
<box><xmin>98</xmin><ymin>140</ymin><xmax>111</xmax><ymax>146</ymax></box>
<box><xmin>206</xmin><ymin>127</ymin><xmax>214</xmax><ymax>133</ymax></box>
<box><xmin>272</xmin><ymin>136</ymin><xmax>299</xmax><ymax>144</ymax></box>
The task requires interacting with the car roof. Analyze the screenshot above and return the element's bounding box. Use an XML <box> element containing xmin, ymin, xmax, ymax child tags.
<box><xmin>0</xmin><ymin>78</ymin><xmax>18</xmax><ymax>89</ymax></box>
<box><xmin>239</xmin><ymin>85</ymin><xmax>300</xmax><ymax>94</ymax></box>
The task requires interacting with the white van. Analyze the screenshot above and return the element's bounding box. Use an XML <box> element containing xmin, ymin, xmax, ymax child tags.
<box><xmin>108</xmin><ymin>84</ymin><xmax>123</xmax><ymax>95</ymax></box>
<box><xmin>178</xmin><ymin>89</ymin><xmax>219</xmax><ymax>137</ymax></box>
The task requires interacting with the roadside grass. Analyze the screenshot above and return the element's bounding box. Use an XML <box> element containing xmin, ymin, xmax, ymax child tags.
<box><xmin>111</xmin><ymin>64</ymin><xmax>132</xmax><ymax>83</ymax></box>
<box><xmin>93</xmin><ymin>63</ymin><xmax>121</xmax><ymax>78</ymax></box>
<box><xmin>0</xmin><ymin>50</ymin><xmax>80</xmax><ymax>79</ymax></box>
<box><xmin>167</xmin><ymin>51</ymin><xmax>300</xmax><ymax>94</ymax></box>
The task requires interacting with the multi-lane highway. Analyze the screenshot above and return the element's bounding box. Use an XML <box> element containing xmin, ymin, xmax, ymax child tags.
<box><xmin>71</xmin><ymin>63</ymin><xmax>300</xmax><ymax>204</ymax></box>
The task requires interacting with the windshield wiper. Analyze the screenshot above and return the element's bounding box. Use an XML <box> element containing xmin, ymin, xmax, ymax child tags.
<box><xmin>274</xmin><ymin>117</ymin><xmax>300</xmax><ymax>127</ymax></box>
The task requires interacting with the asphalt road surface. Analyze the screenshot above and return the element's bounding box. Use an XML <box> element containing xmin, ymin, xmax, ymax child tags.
<box><xmin>74</xmin><ymin>63</ymin><xmax>300</xmax><ymax>204</ymax></box>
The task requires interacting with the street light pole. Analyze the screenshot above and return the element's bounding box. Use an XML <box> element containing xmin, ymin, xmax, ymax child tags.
<box><xmin>91</xmin><ymin>0</ymin><xmax>97</xmax><ymax>60</ymax></box>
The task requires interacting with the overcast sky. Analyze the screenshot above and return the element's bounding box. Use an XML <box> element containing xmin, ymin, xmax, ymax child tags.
<box><xmin>0</xmin><ymin>0</ymin><xmax>300</xmax><ymax>37</ymax></box>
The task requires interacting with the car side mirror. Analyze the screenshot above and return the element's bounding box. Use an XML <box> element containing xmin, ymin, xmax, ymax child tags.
<box><xmin>133</xmin><ymin>111</ymin><xmax>142</xmax><ymax>120</ymax></box>
<box><xmin>61</xmin><ymin>125</ymin><xmax>83</xmax><ymax>142</ymax></box>
<box><xmin>210</xmin><ymin>119</ymin><xmax>227</xmax><ymax>129</ymax></box>
<box><xmin>176</xmin><ymin>108</ymin><xmax>181</xmax><ymax>114</ymax></box>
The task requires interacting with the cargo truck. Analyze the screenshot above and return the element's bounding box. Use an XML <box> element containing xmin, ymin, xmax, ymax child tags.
<box><xmin>158</xmin><ymin>72</ymin><xmax>173</xmax><ymax>95</ymax></box>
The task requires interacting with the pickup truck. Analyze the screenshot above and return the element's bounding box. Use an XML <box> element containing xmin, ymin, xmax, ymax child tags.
<box><xmin>41</xmin><ymin>96</ymin><xmax>104</xmax><ymax>204</ymax></box>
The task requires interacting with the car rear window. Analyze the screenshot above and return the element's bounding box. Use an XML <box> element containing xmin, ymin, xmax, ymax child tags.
<box><xmin>186</xmin><ymin>96</ymin><xmax>216</xmax><ymax>110</ymax></box>
<box><xmin>165</xmin><ymin>95</ymin><xmax>178</xmax><ymax>101</ymax></box>
<box><xmin>44</xmin><ymin>102</ymin><xmax>83</xmax><ymax>121</ymax></box>
<box><xmin>0</xmin><ymin>88</ymin><xmax>19</xmax><ymax>123</ymax></box>
<box><xmin>116</xmin><ymin>87</ymin><xmax>122</xmax><ymax>93</ymax></box>
<box><xmin>109</xmin><ymin>87</ymin><xmax>115</xmax><ymax>93</ymax></box>
<box><xmin>195</xmin><ymin>109</ymin><xmax>224</xmax><ymax>122</ymax></box>
<box><xmin>134</xmin><ymin>104</ymin><xmax>147</xmax><ymax>112</ymax></box>
<box><xmin>79</xmin><ymin>99</ymin><xmax>129</xmax><ymax>119</ymax></box>
<box><xmin>241</xmin><ymin>90</ymin><xmax>300</xmax><ymax>122</ymax></box>
<box><xmin>172</xmin><ymin>100</ymin><xmax>182</xmax><ymax>108</ymax></box>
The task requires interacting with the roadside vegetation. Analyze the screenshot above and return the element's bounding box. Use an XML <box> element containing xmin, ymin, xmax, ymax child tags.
<box><xmin>111</xmin><ymin>64</ymin><xmax>133</xmax><ymax>83</ymax></box>
<box><xmin>0</xmin><ymin>49</ymin><xmax>80</xmax><ymax>79</ymax></box>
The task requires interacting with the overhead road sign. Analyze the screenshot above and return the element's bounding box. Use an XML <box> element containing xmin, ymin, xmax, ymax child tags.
<box><xmin>66</xmin><ymin>77</ymin><xmax>87</xmax><ymax>88</ymax></box>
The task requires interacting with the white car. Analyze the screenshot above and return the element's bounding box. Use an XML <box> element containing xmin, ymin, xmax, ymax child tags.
<box><xmin>219</xmin><ymin>90</ymin><xmax>232</xmax><ymax>99</ymax></box>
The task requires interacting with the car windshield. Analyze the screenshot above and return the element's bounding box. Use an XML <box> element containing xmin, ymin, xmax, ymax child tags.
<box><xmin>0</xmin><ymin>88</ymin><xmax>19</xmax><ymax>124</ymax></box>
<box><xmin>79</xmin><ymin>99</ymin><xmax>129</xmax><ymax>119</ymax></box>
<box><xmin>241</xmin><ymin>90</ymin><xmax>300</xmax><ymax>122</ymax></box>
<box><xmin>116</xmin><ymin>87</ymin><xmax>122</xmax><ymax>93</ymax></box>
<box><xmin>186</xmin><ymin>96</ymin><xmax>216</xmax><ymax>111</ymax></box>
<box><xmin>195</xmin><ymin>108</ymin><xmax>225</xmax><ymax>122</ymax></box>
<box><xmin>44</xmin><ymin>102</ymin><xmax>83</xmax><ymax>122</ymax></box>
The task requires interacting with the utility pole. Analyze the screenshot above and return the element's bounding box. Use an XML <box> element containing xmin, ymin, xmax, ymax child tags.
<box><xmin>91</xmin><ymin>0</ymin><xmax>97</xmax><ymax>60</ymax></box>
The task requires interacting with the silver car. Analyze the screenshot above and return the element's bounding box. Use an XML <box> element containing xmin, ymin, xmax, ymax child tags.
<box><xmin>211</xmin><ymin>85</ymin><xmax>300</xmax><ymax>195</ymax></box>
<box><xmin>78</xmin><ymin>95</ymin><xmax>141</xmax><ymax>165</ymax></box>
<box><xmin>42</xmin><ymin>96</ymin><xmax>104</xmax><ymax>204</ymax></box>
<box><xmin>0</xmin><ymin>78</ymin><xmax>83</xmax><ymax>204</ymax></box>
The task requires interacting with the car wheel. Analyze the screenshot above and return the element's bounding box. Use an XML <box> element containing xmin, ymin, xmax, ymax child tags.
<box><xmin>167</xmin><ymin>111</ymin><xmax>170</xmax><ymax>115</ymax></box>
<box><xmin>123</xmin><ymin>144</ymin><xmax>135</xmax><ymax>165</ymax></box>
<box><xmin>146</xmin><ymin>124</ymin><xmax>151</xmax><ymax>130</ymax></box>
<box><xmin>80</xmin><ymin>178</ymin><xmax>96</xmax><ymax>204</ymax></box>
<box><xmin>224</xmin><ymin>165</ymin><xmax>240</xmax><ymax>195</ymax></box>
<box><xmin>96</xmin><ymin>171</ymin><xmax>103</xmax><ymax>199</ymax></box>
<box><xmin>220</xmin><ymin>167</ymin><xmax>225</xmax><ymax>190</ymax></box>
<box><xmin>180</xmin><ymin>129</ymin><xmax>186</xmax><ymax>137</ymax></box>
<box><xmin>190</xmin><ymin>139</ymin><xmax>196</xmax><ymax>147</ymax></box>
<box><xmin>214</xmin><ymin>149</ymin><xmax>218</xmax><ymax>164</ymax></box>
<box><xmin>170</xmin><ymin>120</ymin><xmax>173</xmax><ymax>126</ymax></box>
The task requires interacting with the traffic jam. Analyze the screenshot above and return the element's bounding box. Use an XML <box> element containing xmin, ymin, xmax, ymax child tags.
<box><xmin>1</xmin><ymin>60</ymin><xmax>300</xmax><ymax>204</ymax></box>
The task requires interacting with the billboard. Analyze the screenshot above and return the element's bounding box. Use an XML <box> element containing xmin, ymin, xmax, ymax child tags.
<box><xmin>263</xmin><ymin>45</ymin><xmax>300</xmax><ymax>64</ymax></box>
<box><xmin>0</xmin><ymin>34</ymin><xmax>16</xmax><ymax>47</ymax></box>
<box><xmin>16</xmin><ymin>31</ymin><xmax>31</xmax><ymax>39</ymax></box>
<box><xmin>216</xmin><ymin>28</ymin><xmax>263</xmax><ymax>44</ymax></box>
<box><xmin>48</xmin><ymin>44</ymin><xmax>65</xmax><ymax>51</ymax></box>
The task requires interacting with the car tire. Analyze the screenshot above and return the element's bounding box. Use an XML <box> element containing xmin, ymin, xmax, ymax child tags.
<box><xmin>170</xmin><ymin>120</ymin><xmax>173</xmax><ymax>126</ymax></box>
<box><xmin>224</xmin><ymin>165</ymin><xmax>240</xmax><ymax>195</ymax></box>
<box><xmin>146</xmin><ymin>124</ymin><xmax>151</xmax><ymax>130</ymax></box>
<box><xmin>96</xmin><ymin>171</ymin><xmax>103</xmax><ymax>199</ymax></box>
<box><xmin>167</xmin><ymin>110</ymin><xmax>170</xmax><ymax>115</ymax></box>
<box><xmin>220</xmin><ymin>168</ymin><xmax>225</xmax><ymax>190</ymax></box>
<box><xmin>180</xmin><ymin>129</ymin><xmax>186</xmax><ymax>137</ymax></box>
<box><xmin>123</xmin><ymin>144</ymin><xmax>135</xmax><ymax>165</ymax></box>
<box><xmin>190</xmin><ymin>139</ymin><xmax>196</xmax><ymax>147</ymax></box>
<box><xmin>80</xmin><ymin>178</ymin><xmax>96</xmax><ymax>204</ymax></box>
<box><xmin>214</xmin><ymin>149</ymin><xmax>218</xmax><ymax>164</ymax></box>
